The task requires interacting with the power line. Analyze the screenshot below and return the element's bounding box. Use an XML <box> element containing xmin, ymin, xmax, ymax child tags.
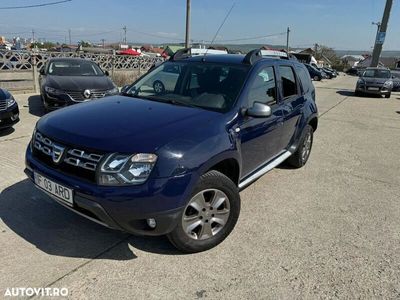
<box><xmin>213</xmin><ymin>32</ymin><xmax>286</xmax><ymax>43</ymax></box>
<box><xmin>0</xmin><ymin>0</ymin><xmax>72</xmax><ymax>10</ymax></box>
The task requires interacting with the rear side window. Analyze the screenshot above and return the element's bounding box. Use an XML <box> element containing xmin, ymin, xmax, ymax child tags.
<box><xmin>296</xmin><ymin>66</ymin><xmax>312</xmax><ymax>94</ymax></box>
<box><xmin>279</xmin><ymin>66</ymin><xmax>298</xmax><ymax>98</ymax></box>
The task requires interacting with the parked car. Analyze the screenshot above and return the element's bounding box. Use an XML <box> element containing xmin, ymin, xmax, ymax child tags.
<box><xmin>321</xmin><ymin>68</ymin><xmax>336</xmax><ymax>79</ymax></box>
<box><xmin>355</xmin><ymin>67</ymin><xmax>393</xmax><ymax>98</ymax></box>
<box><xmin>25</xmin><ymin>50</ymin><xmax>318</xmax><ymax>253</ymax></box>
<box><xmin>346</xmin><ymin>67</ymin><xmax>360</xmax><ymax>76</ymax></box>
<box><xmin>391</xmin><ymin>70</ymin><xmax>400</xmax><ymax>92</ymax></box>
<box><xmin>304</xmin><ymin>63</ymin><xmax>323</xmax><ymax>81</ymax></box>
<box><xmin>0</xmin><ymin>88</ymin><xmax>19</xmax><ymax>130</ymax></box>
<box><xmin>39</xmin><ymin>58</ymin><xmax>118</xmax><ymax>112</ymax></box>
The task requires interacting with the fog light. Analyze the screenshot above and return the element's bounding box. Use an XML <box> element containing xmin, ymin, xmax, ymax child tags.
<box><xmin>11</xmin><ymin>114</ymin><xmax>18</xmax><ymax>121</ymax></box>
<box><xmin>146</xmin><ymin>218</ymin><xmax>156</xmax><ymax>229</ymax></box>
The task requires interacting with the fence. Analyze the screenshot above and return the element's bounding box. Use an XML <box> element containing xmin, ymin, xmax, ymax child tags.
<box><xmin>0</xmin><ymin>50</ymin><xmax>164</xmax><ymax>92</ymax></box>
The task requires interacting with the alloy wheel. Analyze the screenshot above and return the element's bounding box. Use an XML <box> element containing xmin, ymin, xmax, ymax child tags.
<box><xmin>301</xmin><ymin>132</ymin><xmax>312</xmax><ymax>163</ymax></box>
<box><xmin>182</xmin><ymin>189</ymin><xmax>230</xmax><ymax>240</ymax></box>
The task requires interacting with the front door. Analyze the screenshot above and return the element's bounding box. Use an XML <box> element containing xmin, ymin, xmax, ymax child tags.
<box><xmin>239</xmin><ymin>65</ymin><xmax>284</xmax><ymax>177</ymax></box>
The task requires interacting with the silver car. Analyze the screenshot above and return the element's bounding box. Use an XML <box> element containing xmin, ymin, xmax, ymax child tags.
<box><xmin>355</xmin><ymin>67</ymin><xmax>393</xmax><ymax>98</ymax></box>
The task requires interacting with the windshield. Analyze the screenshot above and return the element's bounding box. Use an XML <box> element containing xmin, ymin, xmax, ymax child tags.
<box><xmin>47</xmin><ymin>60</ymin><xmax>104</xmax><ymax>76</ymax></box>
<box><xmin>124</xmin><ymin>61</ymin><xmax>250</xmax><ymax>112</ymax></box>
<box><xmin>362</xmin><ymin>69</ymin><xmax>391</xmax><ymax>79</ymax></box>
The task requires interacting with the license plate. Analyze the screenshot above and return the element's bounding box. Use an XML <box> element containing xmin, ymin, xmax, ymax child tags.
<box><xmin>368</xmin><ymin>87</ymin><xmax>379</xmax><ymax>91</ymax></box>
<box><xmin>34</xmin><ymin>172</ymin><xmax>74</xmax><ymax>206</ymax></box>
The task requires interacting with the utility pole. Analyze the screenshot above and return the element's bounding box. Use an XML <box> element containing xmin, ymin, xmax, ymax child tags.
<box><xmin>32</xmin><ymin>29</ymin><xmax>35</xmax><ymax>44</ymax></box>
<box><xmin>371</xmin><ymin>0</ymin><xmax>393</xmax><ymax>67</ymax></box>
<box><xmin>68</xmin><ymin>29</ymin><xmax>71</xmax><ymax>45</ymax></box>
<box><xmin>123</xmin><ymin>26</ymin><xmax>127</xmax><ymax>44</ymax></box>
<box><xmin>185</xmin><ymin>0</ymin><xmax>191</xmax><ymax>48</ymax></box>
<box><xmin>372</xmin><ymin>21</ymin><xmax>381</xmax><ymax>46</ymax></box>
<box><xmin>286</xmin><ymin>27</ymin><xmax>290</xmax><ymax>53</ymax></box>
<box><xmin>101</xmin><ymin>38</ymin><xmax>105</xmax><ymax>48</ymax></box>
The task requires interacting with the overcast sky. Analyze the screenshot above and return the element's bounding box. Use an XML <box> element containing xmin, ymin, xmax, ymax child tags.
<box><xmin>1</xmin><ymin>0</ymin><xmax>399</xmax><ymax>50</ymax></box>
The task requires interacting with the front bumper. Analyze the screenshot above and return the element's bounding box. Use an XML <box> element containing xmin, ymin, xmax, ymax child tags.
<box><xmin>25</xmin><ymin>146</ymin><xmax>194</xmax><ymax>236</ymax></box>
<box><xmin>356</xmin><ymin>84</ymin><xmax>391</xmax><ymax>95</ymax></box>
<box><xmin>0</xmin><ymin>104</ymin><xmax>19</xmax><ymax>129</ymax></box>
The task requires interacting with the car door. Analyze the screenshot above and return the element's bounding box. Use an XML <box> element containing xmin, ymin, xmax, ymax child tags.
<box><xmin>278</xmin><ymin>64</ymin><xmax>306</xmax><ymax>150</ymax></box>
<box><xmin>238</xmin><ymin>64</ymin><xmax>285</xmax><ymax>177</ymax></box>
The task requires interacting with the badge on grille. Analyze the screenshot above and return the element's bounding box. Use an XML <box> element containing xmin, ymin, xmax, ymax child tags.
<box><xmin>52</xmin><ymin>144</ymin><xmax>66</xmax><ymax>164</ymax></box>
<box><xmin>83</xmin><ymin>89</ymin><xmax>91</xmax><ymax>99</ymax></box>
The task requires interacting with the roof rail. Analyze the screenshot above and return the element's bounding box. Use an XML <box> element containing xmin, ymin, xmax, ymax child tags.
<box><xmin>242</xmin><ymin>49</ymin><xmax>263</xmax><ymax>65</ymax></box>
<box><xmin>169</xmin><ymin>48</ymin><xmax>191</xmax><ymax>61</ymax></box>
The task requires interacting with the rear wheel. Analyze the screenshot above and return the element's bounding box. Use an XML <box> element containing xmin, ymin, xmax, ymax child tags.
<box><xmin>287</xmin><ymin>125</ymin><xmax>314</xmax><ymax>168</ymax></box>
<box><xmin>313</xmin><ymin>75</ymin><xmax>320</xmax><ymax>81</ymax></box>
<box><xmin>167</xmin><ymin>171</ymin><xmax>240</xmax><ymax>253</ymax></box>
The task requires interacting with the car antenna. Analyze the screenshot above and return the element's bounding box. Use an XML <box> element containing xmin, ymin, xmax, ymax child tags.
<box><xmin>204</xmin><ymin>2</ymin><xmax>236</xmax><ymax>57</ymax></box>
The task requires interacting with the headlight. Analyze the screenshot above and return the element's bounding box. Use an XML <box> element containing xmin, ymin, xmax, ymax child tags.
<box><xmin>106</xmin><ymin>87</ymin><xmax>119</xmax><ymax>95</ymax></box>
<box><xmin>383</xmin><ymin>80</ymin><xmax>393</xmax><ymax>88</ymax></box>
<box><xmin>45</xmin><ymin>86</ymin><xmax>64</xmax><ymax>95</ymax></box>
<box><xmin>6</xmin><ymin>95</ymin><xmax>16</xmax><ymax>107</ymax></box>
<box><xmin>99</xmin><ymin>153</ymin><xmax>157</xmax><ymax>186</ymax></box>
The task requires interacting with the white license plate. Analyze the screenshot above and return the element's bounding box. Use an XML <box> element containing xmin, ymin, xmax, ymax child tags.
<box><xmin>368</xmin><ymin>87</ymin><xmax>379</xmax><ymax>91</ymax></box>
<box><xmin>34</xmin><ymin>172</ymin><xmax>74</xmax><ymax>206</ymax></box>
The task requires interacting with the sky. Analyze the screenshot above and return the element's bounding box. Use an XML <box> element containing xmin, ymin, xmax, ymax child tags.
<box><xmin>0</xmin><ymin>0</ymin><xmax>399</xmax><ymax>51</ymax></box>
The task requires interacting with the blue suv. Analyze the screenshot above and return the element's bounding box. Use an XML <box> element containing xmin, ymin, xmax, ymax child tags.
<box><xmin>25</xmin><ymin>49</ymin><xmax>318</xmax><ymax>253</ymax></box>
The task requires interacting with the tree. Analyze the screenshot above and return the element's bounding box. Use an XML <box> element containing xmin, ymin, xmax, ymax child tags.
<box><xmin>78</xmin><ymin>40</ymin><xmax>91</xmax><ymax>47</ymax></box>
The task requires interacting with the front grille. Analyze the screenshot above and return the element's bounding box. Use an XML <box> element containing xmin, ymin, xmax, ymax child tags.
<box><xmin>32</xmin><ymin>131</ymin><xmax>104</xmax><ymax>183</ymax></box>
<box><xmin>67</xmin><ymin>90</ymin><xmax>107</xmax><ymax>102</ymax></box>
<box><xmin>0</xmin><ymin>99</ymin><xmax>7</xmax><ymax>111</ymax></box>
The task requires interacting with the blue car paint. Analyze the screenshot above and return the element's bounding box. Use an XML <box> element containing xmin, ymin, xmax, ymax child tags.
<box><xmin>25</xmin><ymin>54</ymin><xmax>318</xmax><ymax>236</ymax></box>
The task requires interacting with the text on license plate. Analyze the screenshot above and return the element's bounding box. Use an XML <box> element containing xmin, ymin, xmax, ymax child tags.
<box><xmin>34</xmin><ymin>172</ymin><xmax>74</xmax><ymax>206</ymax></box>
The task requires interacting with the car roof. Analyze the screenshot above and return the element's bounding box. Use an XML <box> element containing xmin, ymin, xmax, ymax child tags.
<box><xmin>184</xmin><ymin>54</ymin><xmax>298</xmax><ymax>66</ymax></box>
<box><xmin>365</xmin><ymin>67</ymin><xmax>390</xmax><ymax>70</ymax></box>
<box><xmin>48</xmin><ymin>57</ymin><xmax>93</xmax><ymax>63</ymax></box>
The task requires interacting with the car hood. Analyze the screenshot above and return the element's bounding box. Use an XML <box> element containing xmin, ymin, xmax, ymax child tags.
<box><xmin>37</xmin><ymin>96</ymin><xmax>221</xmax><ymax>153</ymax></box>
<box><xmin>46</xmin><ymin>75</ymin><xmax>114</xmax><ymax>91</ymax></box>
<box><xmin>361</xmin><ymin>77</ymin><xmax>390</xmax><ymax>84</ymax></box>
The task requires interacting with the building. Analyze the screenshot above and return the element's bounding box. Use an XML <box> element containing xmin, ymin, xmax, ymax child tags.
<box><xmin>341</xmin><ymin>55</ymin><xmax>365</xmax><ymax>67</ymax></box>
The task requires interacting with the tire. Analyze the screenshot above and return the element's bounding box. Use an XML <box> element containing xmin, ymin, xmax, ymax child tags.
<box><xmin>153</xmin><ymin>80</ymin><xmax>165</xmax><ymax>94</ymax></box>
<box><xmin>167</xmin><ymin>170</ymin><xmax>240</xmax><ymax>253</ymax></box>
<box><xmin>313</xmin><ymin>76</ymin><xmax>319</xmax><ymax>81</ymax></box>
<box><xmin>355</xmin><ymin>90</ymin><xmax>362</xmax><ymax>97</ymax></box>
<box><xmin>385</xmin><ymin>93</ymin><xmax>391</xmax><ymax>99</ymax></box>
<box><xmin>287</xmin><ymin>125</ymin><xmax>314</xmax><ymax>168</ymax></box>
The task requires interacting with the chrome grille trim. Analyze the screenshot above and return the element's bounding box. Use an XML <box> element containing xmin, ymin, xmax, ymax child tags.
<box><xmin>66</xmin><ymin>90</ymin><xmax>107</xmax><ymax>102</ymax></box>
<box><xmin>0</xmin><ymin>99</ymin><xmax>7</xmax><ymax>111</ymax></box>
<box><xmin>33</xmin><ymin>131</ymin><xmax>104</xmax><ymax>172</ymax></box>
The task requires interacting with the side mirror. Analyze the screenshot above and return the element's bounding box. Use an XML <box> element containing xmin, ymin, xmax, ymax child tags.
<box><xmin>39</xmin><ymin>67</ymin><xmax>45</xmax><ymax>75</ymax></box>
<box><xmin>121</xmin><ymin>84</ymin><xmax>130</xmax><ymax>93</ymax></box>
<box><xmin>104</xmin><ymin>70</ymin><xmax>110</xmax><ymax>76</ymax></box>
<box><xmin>247</xmin><ymin>102</ymin><xmax>272</xmax><ymax>118</ymax></box>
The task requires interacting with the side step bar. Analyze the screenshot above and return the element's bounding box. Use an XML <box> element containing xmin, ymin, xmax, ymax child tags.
<box><xmin>238</xmin><ymin>151</ymin><xmax>292</xmax><ymax>190</ymax></box>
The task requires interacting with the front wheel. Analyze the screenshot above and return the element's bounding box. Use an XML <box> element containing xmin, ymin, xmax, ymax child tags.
<box><xmin>153</xmin><ymin>80</ymin><xmax>165</xmax><ymax>94</ymax></box>
<box><xmin>287</xmin><ymin>125</ymin><xmax>314</xmax><ymax>168</ymax></box>
<box><xmin>167</xmin><ymin>171</ymin><xmax>240</xmax><ymax>253</ymax></box>
<box><xmin>385</xmin><ymin>93</ymin><xmax>391</xmax><ymax>99</ymax></box>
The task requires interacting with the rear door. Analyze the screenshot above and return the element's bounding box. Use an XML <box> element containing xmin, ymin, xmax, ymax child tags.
<box><xmin>278</xmin><ymin>64</ymin><xmax>306</xmax><ymax>150</ymax></box>
<box><xmin>239</xmin><ymin>64</ymin><xmax>285</xmax><ymax>177</ymax></box>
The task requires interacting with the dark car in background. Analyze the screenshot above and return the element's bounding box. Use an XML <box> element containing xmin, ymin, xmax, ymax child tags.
<box><xmin>25</xmin><ymin>50</ymin><xmax>318</xmax><ymax>253</ymax></box>
<box><xmin>355</xmin><ymin>67</ymin><xmax>393</xmax><ymax>98</ymax></box>
<box><xmin>0</xmin><ymin>88</ymin><xmax>19</xmax><ymax>130</ymax></box>
<box><xmin>40</xmin><ymin>58</ymin><xmax>118</xmax><ymax>112</ymax></box>
<box><xmin>321</xmin><ymin>67</ymin><xmax>336</xmax><ymax>79</ymax></box>
<box><xmin>304</xmin><ymin>63</ymin><xmax>323</xmax><ymax>81</ymax></box>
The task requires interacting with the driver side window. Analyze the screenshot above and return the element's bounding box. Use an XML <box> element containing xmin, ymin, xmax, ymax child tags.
<box><xmin>247</xmin><ymin>66</ymin><xmax>277</xmax><ymax>107</ymax></box>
